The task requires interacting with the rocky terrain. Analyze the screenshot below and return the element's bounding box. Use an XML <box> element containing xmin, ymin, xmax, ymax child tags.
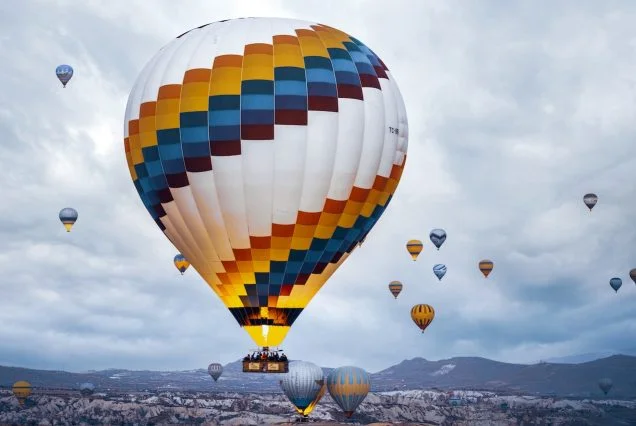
<box><xmin>1</xmin><ymin>388</ymin><xmax>635</xmax><ymax>425</ymax></box>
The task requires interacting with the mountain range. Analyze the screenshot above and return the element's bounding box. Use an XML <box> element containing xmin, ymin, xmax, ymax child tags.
<box><xmin>1</xmin><ymin>354</ymin><xmax>635</xmax><ymax>399</ymax></box>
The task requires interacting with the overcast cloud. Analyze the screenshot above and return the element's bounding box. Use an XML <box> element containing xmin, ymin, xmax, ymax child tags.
<box><xmin>0</xmin><ymin>0</ymin><xmax>635</xmax><ymax>373</ymax></box>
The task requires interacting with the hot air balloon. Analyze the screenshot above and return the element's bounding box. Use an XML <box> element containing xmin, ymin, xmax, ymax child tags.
<box><xmin>173</xmin><ymin>253</ymin><xmax>190</xmax><ymax>275</ymax></box>
<box><xmin>433</xmin><ymin>264</ymin><xmax>447</xmax><ymax>281</ymax></box>
<box><xmin>55</xmin><ymin>64</ymin><xmax>74</xmax><ymax>88</ymax></box>
<box><xmin>388</xmin><ymin>280</ymin><xmax>402</xmax><ymax>299</ymax></box>
<box><xmin>12</xmin><ymin>381</ymin><xmax>32</xmax><ymax>406</ymax></box>
<box><xmin>59</xmin><ymin>207</ymin><xmax>78</xmax><ymax>232</ymax></box>
<box><xmin>609</xmin><ymin>277</ymin><xmax>622</xmax><ymax>293</ymax></box>
<box><xmin>406</xmin><ymin>239</ymin><xmax>423</xmax><ymax>261</ymax></box>
<box><xmin>583</xmin><ymin>193</ymin><xmax>598</xmax><ymax>211</ymax></box>
<box><xmin>629</xmin><ymin>269</ymin><xmax>636</xmax><ymax>284</ymax></box>
<box><xmin>79</xmin><ymin>382</ymin><xmax>95</xmax><ymax>397</ymax></box>
<box><xmin>598</xmin><ymin>378</ymin><xmax>613</xmax><ymax>395</ymax></box>
<box><xmin>429</xmin><ymin>228</ymin><xmax>446</xmax><ymax>250</ymax></box>
<box><xmin>479</xmin><ymin>259</ymin><xmax>494</xmax><ymax>278</ymax></box>
<box><xmin>123</xmin><ymin>18</ymin><xmax>409</xmax><ymax>357</ymax></box>
<box><xmin>326</xmin><ymin>366</ymin><xmax>370</xmax><ymax>418</ymax></box>
<box><xmin>280</xmin><ymin>361</ymin><xmax>325</xmax><ymax>419</ymax></box>
<box><xmin>411</xmin><ymin>304</ymin><xmax>435</xmax><ymax>333</ymax></box>
<box><xmin>208</xmin><ymin>363</ymin><xmax>223</xmax><ymax>381</ymax></box>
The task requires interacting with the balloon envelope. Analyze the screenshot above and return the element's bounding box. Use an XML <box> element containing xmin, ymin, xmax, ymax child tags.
<box><xmin>388</xmin><ymin>280</ymin><xmax>402</xmax><ymax>298</ymax></box>
<box><xmin>55</xmin><ymin>64</ymin><xmax>74</xmax><ymax>87</ymax></box>
<box><xmin>173</xmin><ymin>253</ymin><xmax>190</xmax><ymax>274</ymax></box>
<box><xmin>599</xmin><ymin>378</ymin><xmax>613</xmax><ymax>395</ymax></box>
<box><xmin>12</xmin><ymin>381</ymin><xmax>31</xmax><ymax>405</ymax></box>
<box><xmin>406</xmin><ymin>239</ymin><xmax>423</xmax><ymax>260</ymax></box>
<box><xmin>411</xmin><ymin>304</ymin><xmax>435</xmax><ymax>332</ymax></box>
<box><xmin>479</xmin><ymin>260</ymin><xmax>494</xmax><ymax>278</ymax></box>
<box><xmin>123</xmin><ymin>17</ymin><xmax>409</xmax><ymax>348</ymax></box>
<box><xmin>629</xmin><ymin>269</ymin><xmax>636</xmax><ymax>284</ymax></box>
<box><xmin>280</xmin><ymin>361</ymin><xmax>325</xmax><ymax>416</ymax></box>
<box><xmin>583</xmin><ymin>193</ymin><xmax>598</xmax><ymax>211</ymax></box>
<box><xmin>79</xmin><ymin>382</ymin><xmax>95</xmax><ymax>397</ymax></box>
<box><xmin>433</xmin><ymin>264</ymin><xmax>447</xmax><ymax>280</ymax></box>
<box><xmin>59</xmin><ymin>207</ymin><xmax>78</xmax><ymax>232</ymax></box>
<box><xmin>429</xmin><ymin>228</ymin><xmax>446</xmax><ymax>250</ymax></box>
<box><xmin>326</xmin><ymin>366</ymin><xmax>370</xmax><ymax>418</ymax></box>
<box><xmin>609</xmin><ymin>277</ymin><xmax>622</xmax><ymax>293</ymax></box>
<box><xmin>208</xmin><ymin>363</ymin><xmax>223</xmax><ymax>381</ymax></box>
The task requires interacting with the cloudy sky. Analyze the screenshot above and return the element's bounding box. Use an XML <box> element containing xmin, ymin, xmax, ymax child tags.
<box><xmin>1</xmin><ymin>0</ymin><xmax>635</xmax><ymax>374</ymax></box>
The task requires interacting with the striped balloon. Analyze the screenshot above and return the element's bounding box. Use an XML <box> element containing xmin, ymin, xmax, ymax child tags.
<box><xmin>59</xmin><ymin>207</ymin><xmax>78</xmax><ymax>232</ymax></box>
<box><xmin>173</xmin><ymin>253</ymin><xmax>190</xmax><ymax>275</ymax></box>
<box><xmin>410</xmin><ymin>304</ymin><xmax>435</xmax><ymax>333</ymax></box>
<box><xmin>433</xmin><ymin>264</ymin><xmax>446</xmax><ymax>281</ymax></box>
<box><xmin>326</xmin><ymin>366</ymin><xmax>370</xmax><ymax>418</ymax></box>
<box><xmin>388</xmin><ymin>280</ymin><xmax>402</xmax><ymax>298</ymax></box>
<box><xmin>406</xmin><ymin>239</ymin><xmax>423</xmax><ymax>261</ymax></box>
<box><xmin>280</xmin><ymin>361</ymin><xmax>325</xmax><ymax>417</ymax></box>
<box><xmin>208</xmin><ymin>362</ymin><xmax>223</xmax><ymax>381</ymax></box>
<box><xmin>479</xmin><ymin>259</ymin><xmax>494</xmax><ymax>278</ymax></box>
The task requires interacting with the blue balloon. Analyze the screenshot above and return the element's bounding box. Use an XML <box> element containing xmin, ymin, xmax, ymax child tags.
<box><xmin>55</xmin><ymin>64</ymin><xmax>74</xmax><ymax>87</ymax></box>
<box><xmin>609</xmin><ymin>277</ymin><xmax>622</xmax><ymax>293</ymax></box>
<box><xmin>429</xmin><ymin>229</ymin><xmax>447</xmax><ymax>250</ymax></box>
<box><xmin>433</xmin><ymin>264</ymin><xmax>447</xmax><ymax>281</ymax></box>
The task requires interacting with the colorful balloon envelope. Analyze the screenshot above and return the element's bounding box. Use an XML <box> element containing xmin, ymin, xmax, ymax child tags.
<box><xmin>173</xmin><ymin>253</ymin><xmax>190</xmax><ymax>275</ymax></box>
<box><xmin>583</xmin><ymin>193</ymin><xmax>598</xmax><ymax>211</ymax></box>
<box><xmin>388</xmin><ymin>280</ymin><xmax>403</xmax><ymax>299</ymax></box>
<box><xmin>55</xmin><ymin>64</ymin><xmax>73</xmax><ymax>88</ymax></box>
<box><xmin>433</xmin><ymin>264</ymin><xmax>447</xmax><ymax>281</ymax></box>
<box><xmin>123</xmin><ymin>18</ymin><xmax>409</xmax><ymax>349</ymax></box>
<box><xmin>12</xmin><ymin>380</ymin><xmax>31</xmax><ymax>406</ymax></box>
<box><xmin>479</xmin><ymin>259</ymin><xmax>494</xmax><ymax>278</ymax></box>
<box><xmin>208</xmin><ymin>363</ymin><xmax>223</xmax><ymax>381</ymax></box>
<box><xmin>410</xmin><ymin>304</ymin><xmax>435</xmax><ymax>333</ymax></box>
<box><xmin>629</xmin><ymin>268</ymin><xmax>636</xmax><ymax>284</ymax></box>
<box><xmin>326</xmin><ymin>366</ymin><xmax>370</xmax><ymax>418</ymax></box>
<box><xmin>406</xmin><ymin>239</ymin><xmax>423</xmax><ymax>261</ymax></box>
<box><xmin>59</xmin><ymin>207</ymin><xmax>78</xmax><ymax>232</ymax></box>
<box><xmin>280</xmin><ymin>361</ymin><xmax>325</xmax><ymax>417</ymax></box>
<box><xmin>429</xmin><ymin>228</ymin><xmax>446</xmax><ymax>250</ymax></box>
<box><xmin>609</xmin><ymin>277</ymin><xmax>622</xmax><ymax>293</ymax></box>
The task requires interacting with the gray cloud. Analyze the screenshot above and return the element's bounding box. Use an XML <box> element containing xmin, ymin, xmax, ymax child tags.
<box><xmin>0</xmin><ymin>0</ymin><xmax>635</xmax><ymax>374</ymax></box>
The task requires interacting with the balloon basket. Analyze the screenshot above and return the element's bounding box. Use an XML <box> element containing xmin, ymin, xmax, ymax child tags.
<box><xmin>242</xmin><ymin>346</ymin><xmax>289</xmax><ymax>373</ymax></box>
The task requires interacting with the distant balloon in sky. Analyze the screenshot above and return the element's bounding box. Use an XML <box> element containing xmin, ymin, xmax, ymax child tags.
<box><xmin>12</xmin><ymin>381</ymin><xmax>31</xmax><ymax>406</ymax></box>
<box><xmin>583</xmin><ymin>193</ymin><xmax>598</xmax><ymax>211</ymax></box>
<box><xmin>598</xmin><ymin>378</ymin><xmax>613</xmax><ymax>395</ymax></box>
<box><xmin>406</xmin><ymin>239</ymin><xmax>423</xmax><ymax>261</ymax></box>
<box><xmin>55</xmin><ymin>64</ymin><xmax>73</xmax><ymax>88</ymax></box>
<box><xmin>173</xmin><ymin>254</ymin><xmax>190</xmax><ymax>275</ymax></box>
<box><xmin>479</xmin><ymin>260</ymin><xmax>494</xmax><ymax>278</ymax></box>
<box><xmin>280</xmin><ymin>361</ymin><xmax>325</xmax><ymax>418</ymax></box>
<box><xmin>411</xmin><ymin>304</ymin><xmax>435</xmax><ymax>333</ymax></box>
<box><xmin>433</xmin><ymin>264</ymin><xmax>447</xmax><ymax>281</ymax></box>
<box><xmin>208</xmin><ymin>363</ymin><xmax>223</xmax><ymax>381</ymax></box>
<box><xmin>123</xmin><ymin>17</ymin><xmax>409</xmax><ymax>350</ymax></box>
<box><xmin>609</xmin><ymin>277</ymin><xmax>622</xmax><ymax>293</ymax></box>
<box><xmin>629</xmin><ymin>269</ymin><xmax>636</xmax><ymax>285</ymax></box>
<box><xmin>79</xmin><ymin>382</ymin><xmax>95</xmax><ymax>397</ymax></box>
<box><xmin>59</xmin><ymin>207</ymin><xmax>78</xmax><ymax>232</ymax></box>
<box><xmin>327</xmin><ymin>366</ymin><xmax>370</xmax><ymax>418</ymax></box>
<box><xmin>429</xmin><ymin>228</ymin><xmax>446</xmax><ymax>250</ymax></box>
<box><xmin>388</xmin><ymin>280</ymin><xmax>403</xmax><ymax>299</ymax></box>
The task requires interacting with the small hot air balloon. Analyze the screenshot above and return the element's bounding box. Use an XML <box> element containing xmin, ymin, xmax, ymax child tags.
<box><xmin>609</xmin><ymin>277</ymin><xmax>622</xmax><ymax>293</ymax></box>
<box><xmin>12</xmin><ymin>381</ymin><xmax>32</xmax><ymax>406</ymax></box>
<box><xmin>59</xmin><ymin>207</ymin><xmax>78</xmax><ymax>232</ymax></box>
<box><xmin>406</xmin><ymin>240</ymin><xmax>423</xmax><ymax>261</ymax></box>
<box><xmin>173</xmin><ymin>254</ymin><xmax>190</xmax><ymax>275</ymax></box>
<box><xmin>629</xmin><ymin>269</ymin><xmax>636</xmax><ymax>285</ymax></box>
<box><xmin>433</xmin><ymin>264</ymin><xmax>447</xmax><ymax>281</ymax></box>
<box><xmin>388</xmin><ymin>280</ymin><xmax>403</xmax><ymax>299</ymax></box>
<box><xmin>55</xmin><ymin>64</ymin><xmax>74</xmax><ymax>88</ymax></box>
<box><xmin>598</xmin><ymin>378</ymin><xmax>613</xmax><ymax>395</ymax></box>
<box><xmin>583</xmin><ymin>193</ymin><xmax>598</xmax><ymax>211</ymax></box>
<box><xmin>479</xmin><ymin>259</ymin><xmax>494</xmax><ymax>278</ymax></box>
<box><xmin>79</xmin><ymin>382</ymin><xmax>95</xmax><ymax>397</ymax></box>
<box><xmin>208</xmin><ymin>363</ymin><xmax>223</xmax><ymax>382</ymax></box>
<box><xmin>280</xmin><ymin>361</ymin><xmax>325</xmax><ymax>419</ymax></box>
<box><xmin>326</xmin><ymin>366</ymin><xmax>370</xmax><ymax>419</ymax></box>
<box><xmin>410</xmin><ymin>304</ymin><xmax>435</xmax><ymax>333</ymax></box>
<box><xmin>429</xmin><ymin>229</ymin><xmax>446</xmax><ymax>250</ymax></box>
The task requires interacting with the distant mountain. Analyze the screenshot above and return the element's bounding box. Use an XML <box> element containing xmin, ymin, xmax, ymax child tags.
<box><xmin>540</xmin><ymin>352</ymin><xmax>617</xmax><ymax>364</ymax></box>
<box><xmin>1</xmin><ymin>355</ymin><xmax>635</xmax><ymax>398</ymax></box>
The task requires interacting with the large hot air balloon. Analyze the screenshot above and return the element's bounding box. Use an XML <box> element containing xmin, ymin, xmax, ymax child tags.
<box><xmin>411</xmin><ymin>304</ymin><xmax>435</xmax><ymax>333</ymax></box>
<box><xmin>326</xmin><ymin>366</ymin><xmax>370</xmax><ymax>418</ymax></box>
<box><xmin>280</xmin><ymin>361</ymin><xmax>325</xmax><ymax>419</ymax></box>
<box><xmin>12</xmin><ymin>381</ymin><xmax>32</xmax><ymax>406</ymax></box>
<box><xmin>79</xmin><ymin>382</ymin><xmax>95</xmax><ymax>397</ymax></box>
<box><xmin>598</xmin><ymin>378</ymin><xmax>613</xmax><ymax>395</ymax></box>
<box><xmin>429</xmin><ymin>228</ymin><xmax>446</xmax><ymax>250</ymax></box>
<box><xmin>208</xmin><ymin>363</ymin><xmax>223</xmax><ymax>381</ymax></box>
<box><xmin>609</xmin><ymin>277</ymin><xmax>622</xmax><ymax>293</ymax></box>
<box><xmin>59</xmin><ymin>207</ymin><xmax>78</xmax><ymax>232</ymax></box>
<box><xmin>388</xmin><ymin>280</ymin><xmax>402</xmax><ymax>299</ymax></box>
<box><xmin>433</xmin><ymin>264</ymin><xmax>446</xmax><ymax>281</ymax></box>
<box><xmin>583</xmin><ymin>193</ymin><xmax>598</xmax><ymax>211</ymax></box>
<box><xmin>55</xmin><ymin>64</ymin><xmax>74</xmax><ymax>88</ymax></box>
<box><xmin>406</xmin><ymin>239</ymin><xmax>423</xmax><ymax>261</ymax></box>
<box><xmin>123</xmin><ymin>18</ymin><xmax>408</xmax><ymax>352</ymax></box>
<box><xmin>479</xmin><ymin>260</ymin><xmax>494</xmax><ymax>278</ymax></box>
<box><xmin>173</xmin><ymin>253</ymin><xmax>190</xmax><ymax>275</ymax></box>
<box><xmin>629</xmin><ymin>269</ymin><xmax>636</xmax><ymax>285</ymax></box>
